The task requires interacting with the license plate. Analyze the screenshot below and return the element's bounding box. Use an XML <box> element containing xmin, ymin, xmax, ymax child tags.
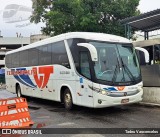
<box><xmin>121</xmin><ymin>98</ymin><xmax>129</xmax><ymax>104</ymax></box>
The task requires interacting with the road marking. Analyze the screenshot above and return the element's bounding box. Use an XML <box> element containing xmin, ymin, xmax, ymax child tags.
<box><xmin>58</xmin><ymin>122</ymin><xmax>75</xmax><ymax>126</ymax></box>
<box><xmin>37</xmin><ymin>116</ymin><xmax>50</xmax><ymax>119</ymax></box>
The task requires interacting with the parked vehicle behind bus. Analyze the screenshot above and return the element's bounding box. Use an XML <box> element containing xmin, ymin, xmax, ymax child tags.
<box><xmin>133</xmin><ymin>39</ymin><xmax>160</xmax><ymax>87</ymax></box>
<box><xmin>5</xmin><ymin>32</ymin><xmax>148</xmax><ymax>110</ymax></box>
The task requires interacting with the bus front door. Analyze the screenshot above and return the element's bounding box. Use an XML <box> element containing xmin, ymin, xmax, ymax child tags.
<box><xmin>78</xmin><ymin>51</ymin><xmax>94</xmax><ymax>107</ymax></box>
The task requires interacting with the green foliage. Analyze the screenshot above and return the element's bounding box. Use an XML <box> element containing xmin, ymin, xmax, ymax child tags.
<box><xmin>31</xmin><ymin>0</ymin><xmax>140</xmax><ymax>37</ymax></box>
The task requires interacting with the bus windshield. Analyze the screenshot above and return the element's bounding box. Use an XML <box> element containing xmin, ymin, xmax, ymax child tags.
<box><xmin>90</xmin><ymin>42</ymin><xmax>140</xmax><ymax>84</ymax></box>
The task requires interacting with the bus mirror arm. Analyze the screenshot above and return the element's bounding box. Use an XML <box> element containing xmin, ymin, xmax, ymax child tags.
<box><xmin>77</xmin><ymin>43</ymin><xmax>98</xmax><ymax>62</ymax></box>
<box><xmin>135</xmin><ymin>47</ymin><xmax>149</xmax><ymax>64</ymax></box>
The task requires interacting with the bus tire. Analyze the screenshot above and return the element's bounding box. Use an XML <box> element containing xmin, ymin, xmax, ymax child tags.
<box><xmin>63</xmin><ymin>89</ymin><xmax>73</xmax><ymax>110</ymax></box>
<box><xmin>16</xmin><ymin>84</ymin><xmax>22</xmax><ymax>97</ymax></box>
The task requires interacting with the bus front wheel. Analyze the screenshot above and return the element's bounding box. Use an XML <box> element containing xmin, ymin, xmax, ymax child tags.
<box><xmin>16</xmin><ymin>85</ymin><xmax>22</xmax><ymax>97</ymax></box>
<box><xmin>63</xmin><ymin>89</ymin><xmax>73</xmax><ymax>110</ymax></box>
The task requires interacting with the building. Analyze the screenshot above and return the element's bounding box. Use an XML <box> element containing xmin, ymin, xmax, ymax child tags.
<box><xmin>0</xmin><ymin>34</ymin><xmax>50</xmax><ymax>68</ymax></box>
<box><xmin>30</xmin><ymin>34</ymin><xmax>50</xmax><ymax>43</ymax></box>
<box><xmin>0</xmin><ymin>37</ymin><xmax>30</xmax><ymax>68</ymax></box>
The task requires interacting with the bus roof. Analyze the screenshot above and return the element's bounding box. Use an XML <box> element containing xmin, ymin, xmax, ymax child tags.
<box><xmin>6</xmin><ymin>32</ymin><xmax>131</xmax><ymax>55</ymax></box>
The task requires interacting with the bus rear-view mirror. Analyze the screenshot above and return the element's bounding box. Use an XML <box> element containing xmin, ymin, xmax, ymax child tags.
<box><xmin>77</xmin><ymin>43</ymin><xmax>98</xmax><ymax>62</ymax></box>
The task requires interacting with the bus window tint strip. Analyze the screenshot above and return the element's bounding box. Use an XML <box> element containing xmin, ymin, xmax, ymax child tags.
<box><xmin>5</xmin><ymin>41</ymin><xmax>70</xmax><ymax>68</ymax></box>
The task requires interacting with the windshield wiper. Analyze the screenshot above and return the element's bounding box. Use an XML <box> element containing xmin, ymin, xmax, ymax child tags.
<box><xmin>112</xmin><ymin>57</ymin><xmax>122</xmax><ymax>85</ymax></box>
<box><xmin>112</xmin><ymin>65</ymin><xmax>117</xmax><ymax>85</ymax></box>
<box><xmin>120</xmin><ymin>57</ymin><xmax>135</xmax><ymax>81</ymax></box>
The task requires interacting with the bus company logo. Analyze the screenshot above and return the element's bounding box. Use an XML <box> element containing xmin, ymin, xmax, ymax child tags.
<box><xmin>117</xmin><ymin>86</ymin><xmax>125</xmax><ymax>91</ymax></box>
<box><xmin>9</xmin><ymin>66</ymin><xmax>54</xmax><ymax>89</ymax></box>
<box><xmin>33</xmin><ymin>66</ymin><xmax>54</xmax><ymax>89</ymax></box>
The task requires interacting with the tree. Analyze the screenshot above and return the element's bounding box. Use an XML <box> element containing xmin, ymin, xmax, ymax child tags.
<box><xmin>31</xmin><ymin>0</ymin><xmax>140</xmax><ymax>37</ymax></box>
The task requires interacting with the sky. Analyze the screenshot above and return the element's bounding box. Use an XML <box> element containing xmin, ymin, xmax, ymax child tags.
<box><xmin>138</xmin><ymin>0</ymin><xmax>160</xmax><ymax>13</ymax></box>
<box><xmin>0</xmin><ymin>0</ymin><xmax>160</xmax><ymax>37</ymax></box>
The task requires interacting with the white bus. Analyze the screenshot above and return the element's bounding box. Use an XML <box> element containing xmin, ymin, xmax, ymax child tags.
<box><xmin>3</xmin><ymin>4</ymin><xmax>32</xmax><ymax>23</ymax></box>
<box><xmin>5</xmin><ymin>32</ymin><xmax>146</xmax><ymax>110</ymax></box>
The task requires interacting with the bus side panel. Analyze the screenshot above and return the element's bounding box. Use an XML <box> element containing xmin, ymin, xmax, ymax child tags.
<box><xmin>57</xmin><ymin>80</ymin><xmax>76</xmax><ymax>104</ymax></box>
<box><xmin>41</xmin><ymin>78</ymin><xmax>58</xmax><ymax>101</ymax></box>
<box><xmin>53</xmin><ymin>65</ymin><xmax>76</xmax><ymax>103</ymax></box>
<box><xmin>21</xmin><ymin>81</ymin><xmax>33</xmax><ymax>97</ymax></box>
<box><xmin>5</xmin><ymin>68</ymin><xmax>16</xmax><ymax>94</ymax></box>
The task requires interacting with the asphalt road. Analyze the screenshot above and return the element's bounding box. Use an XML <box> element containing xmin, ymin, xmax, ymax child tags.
<box><xmin>0</xmin><ymin>89</ymin><xmax>160</xmax><ymax>137</ymax></box>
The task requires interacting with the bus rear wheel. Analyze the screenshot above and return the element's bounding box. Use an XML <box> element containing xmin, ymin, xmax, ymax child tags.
<box><xmin>63</xmin><ymin>89</ymin><xmax>73</xmax><ymax>110</ymax></box>
<box><xmin>16</xmin><ymin>85</ymin><xmax>22</xmax><ymax>97</ymax></box>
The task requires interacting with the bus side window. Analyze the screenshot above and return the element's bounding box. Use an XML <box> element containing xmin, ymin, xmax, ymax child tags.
<box><xmin>12</xmin><ymin>53</ymin><xmax>19</xmax><ymax>68</ymax></box>
<box><xmin>52</xmin><ymin>41</ymin><xmax>70</xmax><ymax>69</ymax></box>
<box><xmin>19</xmin><ymin>50</ymin><xmax>28</xmax><ymax>67</ymax></box>
<box><xmin>6</xmin><ymin>54</ymin><xmax>12</xmax><ymax>68</ymax></box>
<box><xmin>39</xmin><ymin>44</ymin><xmax>51</xmax><ymax>65</ymax></box>
<box><xmin>28</xmin><ymin>48</ymin><xmax>39</xmax><ymax>66</ymax></box>
<box><xmin>80</xmin><ymin>52</ymin><xmax>91</xmax><ymax>79</ymax></box>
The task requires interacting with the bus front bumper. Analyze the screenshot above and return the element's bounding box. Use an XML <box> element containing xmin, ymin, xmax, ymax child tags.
<box><xmin>93</xmin><ymin>89</ymin><xmax>143</xmax><ymax>108</ymax></box>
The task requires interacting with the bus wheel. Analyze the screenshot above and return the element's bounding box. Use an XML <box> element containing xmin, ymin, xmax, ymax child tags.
<box><xmin>16</xmin><ymin>85</ymin><xmax>22</xmax><ymax>97</ymax></box>
<box><xmin>63</xmin><ymin>89</ymin><xmax>73</xmax><ymax>110</ymax></box>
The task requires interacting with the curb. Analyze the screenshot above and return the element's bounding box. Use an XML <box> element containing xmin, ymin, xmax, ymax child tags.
<box><xmin>139</xmin><ymin>102</ymin><xmax>160</xmax><ymax>107</ymax></box>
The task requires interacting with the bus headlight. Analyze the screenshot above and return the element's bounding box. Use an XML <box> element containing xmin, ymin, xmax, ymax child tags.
<box><xmin>100</xmin><ymin>90</ymin><xmax>109</xmax><ymax>95</ymax></box>
<box><xmin>137</xmin><ymin>85</ymin><xmax>143</xmax><ymax>92</ymax></box>
<box><xmin>137</xmin><ymin>87</ymin><xmax>143</xmax><ymax>92</ymax></box>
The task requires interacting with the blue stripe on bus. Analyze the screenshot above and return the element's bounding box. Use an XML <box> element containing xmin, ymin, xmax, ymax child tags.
<box><xmin>16</xmin><ymin>68</ymin><xmax>37</xmax><ymax>88</ymax></box>
<box><xmin>103</xmin><ymin>87</ymin><xmax>118</xmax><ymax>92</ymax></box>
<box><xmin>12</xmin><ymin>68</ymin><xmax>37</xmax><ymax>88</ymax></box>
<box><xmin>13</xmin><ymin>75</ymin><xmax>35</xmax><ymax>88</ymax></box>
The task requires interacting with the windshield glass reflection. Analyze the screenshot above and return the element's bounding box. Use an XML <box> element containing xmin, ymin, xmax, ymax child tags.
<box><xmin>90</xmin><ymin>41</ymin><xmax>140</xmax><ymax>83</ymax></box>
